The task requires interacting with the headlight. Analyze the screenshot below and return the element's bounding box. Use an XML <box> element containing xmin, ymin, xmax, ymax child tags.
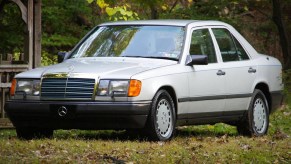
<box><xmin>97</xmin><ymin>80</ymin><xmax>110</xmax><ymax>96</ymax></box>
<box><xmin>97</xmin><ymin>79</ymin><xmax>141</xmax><ymax>97</ymax></box>
<box><xmin>13</xmin><ymin>79</ymin><xmax>41</xmax><ymax>96</ymax></box>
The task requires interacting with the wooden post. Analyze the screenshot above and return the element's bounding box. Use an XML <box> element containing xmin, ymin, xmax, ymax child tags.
<box><xmin>27</xmin><ymin>0</ymin><xmax>33</xmax><ymax>70</ymax></box>
<box><xmin>10</xmin><ymin>0</ymin><xmax>29</xmax><ymax>65</ymax></box>
<box><xmin>10</xmin><ymin>0</ymin><xmax>27</xmax><ymax>23</ymax></box>
<box><xmin>1</xmin><ymin>88</ymin><xmax>5</xmax><ymax>118</ymax></box>
<box><xmin>34</xmin><ymin>0</ymin><xmax>41</xmax><ymax>68</ymax></box>
<box><xmin>11</xmin><ymin>0</ymin><xmax>42</xmax><ymax>68</ymax></box>
<box><xmin>1</xmin><ymin>0</ymin><xmax>42</xmax><ymax>122</ymax></box>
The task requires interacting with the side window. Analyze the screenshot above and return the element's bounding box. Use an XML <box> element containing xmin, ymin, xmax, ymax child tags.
<box><xmin>190</xmin><ymin>29</ymin><xmax>217</xmax><ymax>63</ymax></box>
<box><xmin>233</xmin><ymin>37</ymin><xmax>250</xmax><ymax>60</ymax></box>
<box><xmin>212</xmin><ymin>28</ymin><xmax>249</xmax><ymax>62</ymax></box>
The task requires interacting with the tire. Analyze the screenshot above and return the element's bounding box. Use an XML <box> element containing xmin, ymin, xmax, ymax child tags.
<box><xmin>146</xmin><ymin>90</ymin><xmax>176</xmax><ymax>141</ymax></box>
<box><xmin>237</xmin><ymin>89</ymin><xmax>269</xmax><ymax>136</ymax></box>
<box><xmin>16</xmin><ymin>127</ymin><xmax>53</xmax><ymax>140</ymax></box>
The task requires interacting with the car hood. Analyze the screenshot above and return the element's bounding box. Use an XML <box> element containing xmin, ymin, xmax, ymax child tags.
<box><xmin>15</xmin><ymin>57</ymin><xmax>177</xmax><ymax>79</ymax></box>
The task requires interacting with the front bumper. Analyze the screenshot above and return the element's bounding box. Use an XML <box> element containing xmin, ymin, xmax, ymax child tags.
<box><xmin>5</xmin><ymin>100</ymin><xmax>151</xmax><ymax>130</ymax></box>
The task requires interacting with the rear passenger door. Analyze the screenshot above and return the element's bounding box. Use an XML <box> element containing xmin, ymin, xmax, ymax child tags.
<box><xmin>211</xmin><ymin>28</ymin><xmax>257</xmax><ymax>114</ymax></box>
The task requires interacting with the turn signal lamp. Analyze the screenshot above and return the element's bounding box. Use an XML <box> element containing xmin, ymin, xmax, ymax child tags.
<box><xmin>128</xmin><ymin>80</ymin><xmax>142</xmax><ymax>97</ymax></box>
<box><xmin>10</xmin><ymin>79</ymin><xmax>17</xmax><ymax>96</ymax></box>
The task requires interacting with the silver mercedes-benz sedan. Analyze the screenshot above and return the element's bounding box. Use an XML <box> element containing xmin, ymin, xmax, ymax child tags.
<box><xmin>5</xmin><ymin>20</ymin><xmax>283</xmax><ymax>141</ymax></box>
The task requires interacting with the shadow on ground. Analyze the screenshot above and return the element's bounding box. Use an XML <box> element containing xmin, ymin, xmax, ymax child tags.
<box><xmin>0</xmin><ymin>124</ymin><xmax>239</xmax><ymax>141</ymax></box>
<box><xmin>52</xmin><ymin>125</ymin><xmax>238</xmax><ymax>141</ymax></box>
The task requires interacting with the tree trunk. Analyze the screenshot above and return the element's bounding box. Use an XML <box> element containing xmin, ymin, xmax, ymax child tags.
<box><xmin>272</xmin><ymin>0</ymin><xmax>291</xmax><ymax>70</ymax></box>
<box><xmin>150</xmin><ymin>4</ymin><xmax>159</xmax><ymax>19</ymax></box>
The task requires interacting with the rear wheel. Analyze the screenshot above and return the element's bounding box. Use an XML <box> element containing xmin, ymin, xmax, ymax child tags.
<box><xmin>237</xmin><ymin>89</ymin><xmax>269</xmax><ymax>136</ymax></box>
<box><xmin>146</xmin><ymin>90</ymin><xmax>176</xmax><ymax>141</ymax></box>
<box><xmin>16</xmin><ymin>127</ymin><xmax>53</xmax><ymax>140</ymax></box>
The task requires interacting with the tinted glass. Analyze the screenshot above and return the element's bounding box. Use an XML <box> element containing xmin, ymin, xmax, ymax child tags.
<box><xmin>70</xmin><ymin>26</ymin><xmax>185</xmax><ymax>60</ymax></box>
<box><xmin>212</xmin><ymin>28</ymin><xmax>249</xmax><ymax>62</ymax></box>
<box><xmin>190</xmin><ymin>29</ymin><xmax>217</xmax><ymax>63</ymax></box>
<box><xmin>233</xmin><ymin>36</ymin><xmax>249</xmax><ymax>60</ymax></box>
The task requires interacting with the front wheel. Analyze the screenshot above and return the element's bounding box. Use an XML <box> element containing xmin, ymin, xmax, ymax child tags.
<box><xmin>146</xmin><ymin>90</ymin><xmax>176</xmax><ymax>141</ymax></box>
<box><xmin>237</xmin><ymin>89</ymin><xmax>269</xmax><ymax>136</ymax></box>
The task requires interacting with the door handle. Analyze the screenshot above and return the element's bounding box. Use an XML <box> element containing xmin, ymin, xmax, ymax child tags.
<box><xmin>217</xmin><ymin>70</ymin><xmax>226</xmax><ymax>76</ymax></box>
<box><xmin>248</xmin><ymin>67</ymin><xmax>256</xmax><ymax>73</ymax></box>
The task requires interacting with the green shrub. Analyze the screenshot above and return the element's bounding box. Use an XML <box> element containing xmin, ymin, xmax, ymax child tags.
<box><xmin>283</xmin><ymin>69</ymin><xmax>291</xmax><ymax>105</ymax></box>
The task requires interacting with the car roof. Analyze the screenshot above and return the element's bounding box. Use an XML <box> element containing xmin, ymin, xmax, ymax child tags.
<box><xmin>99</xmin><ymin>19</ymin><xmax>228</xmax><ymax>27</ymax></box>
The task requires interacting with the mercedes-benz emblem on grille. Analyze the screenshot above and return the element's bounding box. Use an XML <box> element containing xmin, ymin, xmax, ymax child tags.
<box><xmin>68</xmin><ymin>65</ymin><xmax>74</xmax><ymax>72</ymax></box>
<box><xmin>58</xmin><ymin>106</ymin><xmax>68</xmax><ymax>117</ymax></box>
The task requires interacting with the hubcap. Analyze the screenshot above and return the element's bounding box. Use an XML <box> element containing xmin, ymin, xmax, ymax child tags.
<box><xmin>156</xmin><ymin>99</ymin><xmax>172</xmax><ymax>137</ymax></box>
<box><xmin>253</xmin><ymin>98</ymin><xmax>267</xmax><ymax>133</ymax></box>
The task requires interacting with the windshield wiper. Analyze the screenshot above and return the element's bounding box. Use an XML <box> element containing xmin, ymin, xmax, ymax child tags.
<box><xmin>122</xmin><ymin>56</ymin><xmax>144</xmax><ymax>58</ymax></box>
<box><xmin>122</xmin><ymin>56</ymin><xmax>179</xmax><ymax>61</ymax></box>
<box><xmin>142</xmin><ymin>56</ymin><xmax>179</xmax><ymax>61</ymax></box>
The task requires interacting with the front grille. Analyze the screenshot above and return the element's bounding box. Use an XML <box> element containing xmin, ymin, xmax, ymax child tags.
<box><xmin>41</xmin><ymin>78</ymin><xmax>95</xmax><ymax>100</ymax></box>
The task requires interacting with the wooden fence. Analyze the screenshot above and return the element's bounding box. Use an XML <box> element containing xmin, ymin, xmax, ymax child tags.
<box><xmin>0</xmin><ymin>56</ymin><xmax>29</xmax><ymax>128</ymax></box>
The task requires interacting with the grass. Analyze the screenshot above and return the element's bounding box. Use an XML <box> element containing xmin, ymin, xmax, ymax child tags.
<box><xmin>0</xmin><ymin>75</ymin><xmax>290</xmax><ymax>163</ymax></box>
<box><xmin>0</xmin><ymin>105</ymin><xmax>290</xmax><ymax>163</ymax></box>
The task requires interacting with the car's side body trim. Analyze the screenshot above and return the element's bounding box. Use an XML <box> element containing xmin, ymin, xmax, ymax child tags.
<box><xmin>177</xmin><ymin>110</ymin><xmax>245</xmax><ymax>126</ymax></box>
<box><xmin>178</xmin><ymin>93</ymin><xmax>252</xmax><ymax>102</ymax></box>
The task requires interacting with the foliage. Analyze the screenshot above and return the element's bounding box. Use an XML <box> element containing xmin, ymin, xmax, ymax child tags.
<box><xmin>0</xmin><ymin>2</ymin><xmax>25</xmax><ymax>54</ymax></box>
<box><xmin>87</xmin><ymin>0</ymin><xmax>139</xmax><ymax>21</ymax></box>
<box><xmin>41</xmin><ymin>50</ymin><xmax>57</xmax><ymax>66</ymax></box>
<box><xmin>283</xmin><ymin>69</ymin><xmax>291</xmax><ymax>105</ymax></box>
<box><xmin>39</xmin><ymin>0</ymin><xmax>103</xmax><ymax>64</ymax></box>
<box><xmin>42</xmin><ymin>0</ymin><xmax>94</xmax><ymax>51</ymax></box>
<box><xmin>0</xmin><ymin>0</ymin><xmax>288</xmax><ymax>68</ymax></box>
<box><xmin>163</xmin><ymin>0</ymin><xmax>283</xmax><ymax>61</ymax></box>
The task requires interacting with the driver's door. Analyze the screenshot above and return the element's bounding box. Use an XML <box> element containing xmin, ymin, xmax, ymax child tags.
<box><xmin>185</xmin><ymin>28</ymin><xmax>226</xmax><ymax>121</ymax></box>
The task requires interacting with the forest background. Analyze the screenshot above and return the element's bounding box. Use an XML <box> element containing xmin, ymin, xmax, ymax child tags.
<box><xmin>0</xmin><ymin>0</ymin><xmax>290</xmax><ymax>70</ymax></box>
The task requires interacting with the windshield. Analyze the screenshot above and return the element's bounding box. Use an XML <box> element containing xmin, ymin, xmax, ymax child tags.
<box><xmin>69</xmin><ymin>25</ymin><xmax>185</xmax><ymax>60</ymax></box>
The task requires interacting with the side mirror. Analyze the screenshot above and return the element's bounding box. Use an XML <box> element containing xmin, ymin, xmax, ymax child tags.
<box><xmin>57</xmin><ymin>52</ymin><xmax>69</xmax><ymax>63</ymax></box>
<box><xmin>186</xmin><ymin>55</ymin><xmax>208</xmax><ymax>66</ymax></box>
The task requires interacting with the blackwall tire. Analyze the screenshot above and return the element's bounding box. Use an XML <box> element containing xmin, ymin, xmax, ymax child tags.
<box><xmin>146</xmin><ymin>90</ymin><xmax>176</xmax><ymax>141</ymax></box>
<box><xmin>237</xmin><ymin>89</ymin><xmax>269</xmax><ymax>136</ymax></box>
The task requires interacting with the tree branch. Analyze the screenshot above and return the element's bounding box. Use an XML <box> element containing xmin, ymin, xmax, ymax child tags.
<box><xmin>168</xmin><ymin>0</ymin><xmax>179</xmax><ymax>13</ymax></box>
